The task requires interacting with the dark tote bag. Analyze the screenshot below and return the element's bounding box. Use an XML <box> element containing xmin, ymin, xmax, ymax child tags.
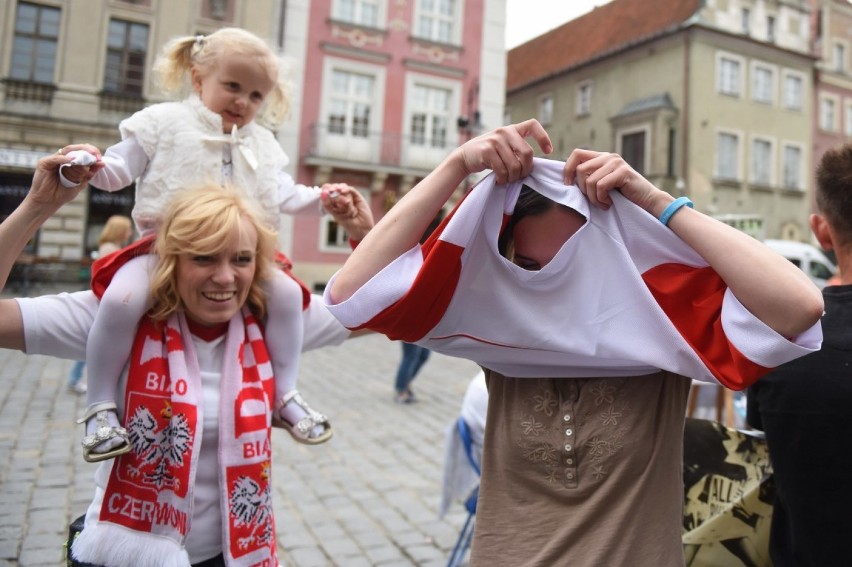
<box><xmin>65</xmin><ymin>514</ymin><xmax>101</xmax><ymax>567</ymax></box>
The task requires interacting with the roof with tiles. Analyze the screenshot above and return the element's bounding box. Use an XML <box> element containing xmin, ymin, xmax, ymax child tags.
<box><xmin>506</xmin><ymin>0</ymin><xmax>703</xmax><ymax>92</ymax></box>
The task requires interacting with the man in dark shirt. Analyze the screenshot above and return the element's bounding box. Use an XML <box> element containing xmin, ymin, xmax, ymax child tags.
<box><xmin>747</xmin><ymin>142</ymin><xmax>852</xmax><ymax>566</ymax></box>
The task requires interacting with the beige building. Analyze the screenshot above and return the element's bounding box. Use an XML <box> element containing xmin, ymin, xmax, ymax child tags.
<box><xmin>0</xmin><ymin>0</ymin><xmax>280</xmax><ymax>264</ymax></box>
<box><xmin>507</xmin><ymin>0</ymin><xmax>814</xmax><ymax>241</ymax></box>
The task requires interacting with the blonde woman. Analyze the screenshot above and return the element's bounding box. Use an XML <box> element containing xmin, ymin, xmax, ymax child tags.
<box><xmin>1</xmin><ymin>151</ymin><xmax>333</xmax><ymax>565</ymax></box>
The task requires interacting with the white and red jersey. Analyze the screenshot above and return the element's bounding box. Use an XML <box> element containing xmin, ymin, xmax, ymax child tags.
<box><xmin>324</xmin><ymin>158</ymin><xmax>821</xmax><ymax>389</ymax></box>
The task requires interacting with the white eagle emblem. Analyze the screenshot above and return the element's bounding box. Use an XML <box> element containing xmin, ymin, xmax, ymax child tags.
<box><xmin>126</xmin><ymin>401</ymin><xmax>193</xmax><ymax>490</ymax></box>
<box><xmin>230</xmin><ymin>465</ymin><xmax>274</xmax><ymax>549</ymax></box>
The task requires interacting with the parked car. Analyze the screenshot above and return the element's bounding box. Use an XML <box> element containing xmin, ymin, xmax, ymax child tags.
<box><xmin>763</xmin><ymin>239</ymin><xmax>837</xmax><ymax>289</ymax></box>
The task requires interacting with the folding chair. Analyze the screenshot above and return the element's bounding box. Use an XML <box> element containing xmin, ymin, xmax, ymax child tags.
<box><xmin>447</xmin><ymin>417</ymin><xmax>481</xmax><ymax>567</ymax></box>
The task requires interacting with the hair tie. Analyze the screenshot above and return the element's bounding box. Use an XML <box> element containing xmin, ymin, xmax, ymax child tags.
<box><xmin>194</xmin><ymin>35</ymin><xmax>205</xmax><ymax>50</ymax></box>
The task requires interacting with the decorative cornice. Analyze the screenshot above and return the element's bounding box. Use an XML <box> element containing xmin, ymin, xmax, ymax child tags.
<box><xmin>321</xmin><ymin>42</ymin><xmax>392</xmax><ymax>64</ymax></box>
<box><xmin>402</xmin><ymin>58</ymin><xmax>466</xmax><ymax>78</ymax></box>
<box><xmin>331</xmin><ymin>23</ymin><xmax>385</xmax><ymax>49</ymax></box>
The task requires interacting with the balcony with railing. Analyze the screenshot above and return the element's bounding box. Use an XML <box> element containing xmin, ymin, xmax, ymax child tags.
<box><xmin>2</xmin><ymin>79</ymin><xmax>56</xmax><ymax>104</ymax></box>
<box><xmin>303</xmin><ymin>123</ymin><xmax>457</xmax><ymax>175</ymax></box>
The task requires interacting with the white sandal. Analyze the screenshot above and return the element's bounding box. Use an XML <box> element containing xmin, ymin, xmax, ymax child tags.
<box><xmin>77</xmin><ymin>401</ymin><xmax>131</xmax><ymax>463</ymax></box>
<box><xmin>272</xmin><ymin>390</ymin><xmax>333</xmax><ymax>445</ymax></box>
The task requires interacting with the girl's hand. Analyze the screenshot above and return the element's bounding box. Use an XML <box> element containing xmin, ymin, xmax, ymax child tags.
<box><xmin>457</xmin><ymin>119</ymin><xmax>553</xmax><ymax>184</ymax></box>
<box><xmin>563</xmin><ymin>149</ymin><xmax>670</xmax><ymax>214</ymax></box>
<box><xmin>30</xmin><ymin>145</ymin><xmax>101</xmax><ymax>210</ymax></box>
<box><xmin>321</xmin><ymin>184</ymin><xmax>374</xmax><ymax>242</ymax></box>
<box><xmin>321</xmin><ymin>183</ymin><xmax>357</xmax><ymax>218</ymax></box>
<box><xmin>54</xmin><ymin>144</ymin><xmax>104</xmax><ymax>188</ymax></box>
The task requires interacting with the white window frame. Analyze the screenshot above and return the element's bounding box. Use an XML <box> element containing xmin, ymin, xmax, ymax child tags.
<box><xmin>576</xmin><ymin>81</ymin><xmax>592</xmax><ymax>116</ymax></box>
<box><xmin>404</xmin><ymin>74</ymin><xmax>459</xmax><ymax>147</ymax></box>
<box><xmin>833</xmin><ymin>40</ymin><xmax>848</xmax><ymax>73</ymax></box>
<box><xmin>320</xmin><ymin>187</ymin><xmax>372</xmax><ymax>252</ymax></box>
<box><xmin>332</xmin><ymin>0</ymin><xmax>387</xmax><ymax>28</ymax></box>
<box><xmin>414</xmin><ymin>0</ymin><xmax>463</xmax><ymax>45</ymax></box>
<box><xmin>781</xmin><ymin>141</ymin><xmax>804</xmax><ymax>191</ymax></box>
<box><xmin>319</xmin><ymin>57</ymin><xmax>386</xmax><ymax>161</ymax></box>
<box><xmin>782</xmin><ymin>69</ymin><xmax>805</xmax><ymax>111</ymax></box>
<box><xmin>615</xmin><ymin>124</ymin><xmax>651</xmax><ymax>177</ymax></box>
<box><xmin>766</xmin><ymin>15</ymin><xmax>776</xmax><ymax>42</ymax></box>
<box><xmin>402</xmin><ymin>72</ymin><xmax>461</xmax><ymax>168</ymax></box>
<box><xmin>845</xmin><ymin>98</ymin><xmax>852</xmax><ymax>137</ymax></box>
<box><xmin>717</xmin><ymin>52</ymin><xmax>744</xmax><ymax>98</ymax></box>
<box><xmin>538</xmin><ymin>93</ymin><xmax>554</xmax><ymax>126</ymax></box>
<box><xmin>10</xmin><ymin>1</ymin><xmax>61</xmax><ymax>83</ymax></box>
<box><xmin>741</xmin><ymin>7</ymin><xmax>751</xmax><ymax>34</ymax></box>
<box><xmin>716</xmin><ymin>129</ymin><xmax>742</xmax><ymax>181</ymax></box>
<box><xmin>751</xmin><ymin>61</ymin><xmax>776</xmax><ymax>105</ymax></box>
<box><xmin>819</xmin><ymin>92</ymin><xmax>840</xmax><ymax>132</ymax></box>
<box><xmin>749</xmin><ymin>135</ymin><xmax>775</xmax><ymax>186</ymax></box>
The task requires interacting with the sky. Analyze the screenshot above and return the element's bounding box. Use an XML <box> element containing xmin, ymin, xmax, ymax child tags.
<box><xmin>504</xmin><ymin>0</ymin><xmax>614</xmax><ymax>49</ymax></box>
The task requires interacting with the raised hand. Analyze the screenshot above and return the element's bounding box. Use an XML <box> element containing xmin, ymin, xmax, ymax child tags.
<box><xmin>320</xmin><ymin>184</ymin><xmax>374</xmax><ymax>242</ymax></box>
<box><xmin>457</xmin><ymin>119</ymin><xmax>553</xmax><ymax>184</ymax></box>
<box><xmin>562</xmin><ymin>149</ymin><xmax>666</xmax><ymax>214</ymax></box>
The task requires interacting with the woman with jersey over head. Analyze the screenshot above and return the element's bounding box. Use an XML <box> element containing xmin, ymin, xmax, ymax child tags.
<box><xmin>323</xmin><ymin>119</ymin><xmax>823</xmax><ymax>566</ymax></box>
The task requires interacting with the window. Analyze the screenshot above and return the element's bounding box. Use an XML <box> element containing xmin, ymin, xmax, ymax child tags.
<box><xmin>104</xmin><ymin>19</ymin><xmax>149</xmax><ymax>95</ymax></box>
<box><xmin>783</xmin><ymin>72</ymin><xmax>803</xmax><ymax>110</ymax></box>
<box><xmin>751</xmin><ymin>138</ymin><xmax>773</xmax><ymax>185</ymax></box>
<box><xmin>717</xmin><ymin>132</ymin><xmax>740</xmax><ymax>180</ymax></box>
<box><xmin>846</xmin><ymin>100</ymin><xmax>852</xmax><ymax>136</ymax></box>
<box><xmin>752</xmin><ymin>64</ymin><xmax>774</xmax><ymax>104</ymax></box>
<box><xmin>741</xmin><ymin>8</ymin><xmax>750</xmax><ymax>34</ymax></box>
<box><xmin>620</xmin><ymin>131</ymin><xmax>647</xmax><ymax>176</ymax></box>
<box><xmin>767</xmin><ymin>16</ymin><xmax>776</xmax><ymax>42</ymax></box>
<box><xmin>834</xmin><ymin>43</ymin><xmax>846</xmax><ymax>73</ymax></box>
<box><xmin>334</xmin><ymin>0</ymin><xmax>379</xmax><ymax>27</ymax></box>
<box><xmin>718</xmin><ymin>56</ymin><xmax>742</xmax><ymax>96</ymax></box>
<box><xmin>782</xmin><ymin>144</ymin><xmax>802</xmax><ymax>190</ymax></box>
<box><xmin>410</xmin><ymin>84</ymin><xmax>450</xmax><ymax>148</ymax></box>
<box><xmin>538</xmin><ymin>94</ymin><xmax>553</xmax><ymax>126</ymax></box>
<box><xmin>328</xmin><ymin>70</ymin><xmax>375</xmax><ymax>137</ymax></box>
<box><xmin>10</xmin><ymin>2</ymin><xmax>60</xmax><ymax>83</ymax></box>
<box><xmin>415</xmin><ymin>0</ymin><xmax>457</xmax><ymax>44</ymax></box>
<box><xmin>576</xmin><ymin>82</ymin><xmax>592</xmax><ymax>115</ymax></box>
<box><xmin>820</xmin><ymin>96</ymin><xmax>838</xmax><ymax>131</ymax></box>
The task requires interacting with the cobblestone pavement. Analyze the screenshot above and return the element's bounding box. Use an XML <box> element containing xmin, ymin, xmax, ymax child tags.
<box><xmin>0</xmin><ymin>285</ymin><xmax>480</xmax><ymax>567</ymax></box>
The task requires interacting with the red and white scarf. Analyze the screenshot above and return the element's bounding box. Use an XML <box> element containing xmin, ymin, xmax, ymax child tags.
<box><xmin>72</xmin><ymin>307</ymin><xmax>278</xmax><ymax>567</ymax></box>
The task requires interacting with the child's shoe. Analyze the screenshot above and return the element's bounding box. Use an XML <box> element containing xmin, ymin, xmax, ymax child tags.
<box><xmin>272</xmin><ymin>390</ymin><xmax>332</xmax><ymax>445</ymax></box>
<box><xmin>78</xmin><ymin>401</ymin><xmax>131</xmax><ymax>462</ymax></box>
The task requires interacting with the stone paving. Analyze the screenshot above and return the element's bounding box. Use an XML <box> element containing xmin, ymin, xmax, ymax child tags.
<box><xmin>0</xmin><ymin>285</ymin><xmax>480</xmax><ymax>567</ymax></box>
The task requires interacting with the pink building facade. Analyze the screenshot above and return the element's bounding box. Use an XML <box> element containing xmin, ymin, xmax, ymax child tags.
<box><xmin>811</xmin><ymin>0</ymin><xmax>852</xmax><ymax>207</ymax></box>
<box><xmin>276</xmin><ymin>0</ymin><xmax>507</xmax><ymax>291</ymax></box>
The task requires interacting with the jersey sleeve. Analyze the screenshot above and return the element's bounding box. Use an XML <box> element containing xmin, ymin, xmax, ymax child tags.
<box><xmin>642</xmin><ymin>262</ymin><xmax>822</xmax><ymax>390</ymax></box>
<box><xmin>323</xmin><ymin>233</ymin><xmax>464</xmax><ymax>341</ymax></box>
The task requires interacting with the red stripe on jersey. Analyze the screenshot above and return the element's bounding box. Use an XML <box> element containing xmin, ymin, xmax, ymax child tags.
<box><xmin>642</xmin><ymin>263</ymin><xmax>769</xmax><ymax>390</ymax></box>
<box><xmin>358</xmin><ymin>240</ymin><xmax>464</xmax><ymax>341</ymax></box>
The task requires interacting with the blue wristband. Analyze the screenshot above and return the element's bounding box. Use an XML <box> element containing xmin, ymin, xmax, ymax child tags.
<box><xmin>658</xmin><ymin>197</ymin><xmax>693</xmax><ymax>226</ymax></box>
